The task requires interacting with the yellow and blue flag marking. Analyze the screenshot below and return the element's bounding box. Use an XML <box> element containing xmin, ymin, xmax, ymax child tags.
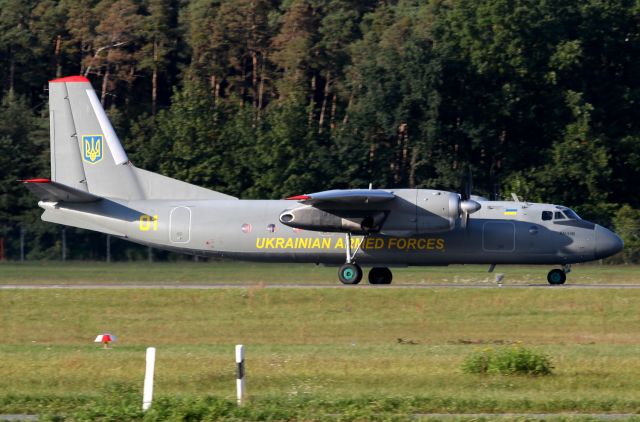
<box><xmin>503</xmin><ymin>208</ymin><xmax>518</xmax><ymax>216</ymax></box>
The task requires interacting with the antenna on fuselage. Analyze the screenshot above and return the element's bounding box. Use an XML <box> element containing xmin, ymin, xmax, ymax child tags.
<box><xmin>511</xmin><ymin>192</ymin><xmax>521</xmax><ymax>203</ymax></box>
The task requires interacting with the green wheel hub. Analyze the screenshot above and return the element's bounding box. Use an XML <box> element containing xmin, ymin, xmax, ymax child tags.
<box><xmin>338</xmin><ymin>263</ymin><xmax>362</xmax><ymax>285</ymax></box>
<box><xmin>342</xmin><ymin>268</ymin><xmax>355</xmax><ymax>280</ymax></box>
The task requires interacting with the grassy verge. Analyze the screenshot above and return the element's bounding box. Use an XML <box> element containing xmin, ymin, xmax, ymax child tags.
<box><xmin>2</xmin><ymin>288</ymin><xmax>640</xmax><ymax>418</ymax></box>
<box><xmin>0</xmin><ymin>261</ymin><xmax>638</xmax><ymax>284</ymax></box>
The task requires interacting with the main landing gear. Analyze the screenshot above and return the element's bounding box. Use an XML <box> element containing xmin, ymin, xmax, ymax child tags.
<box><xmin>337</xmin><ymin>263</ymin><xmax>393</xmax><ymax>285</ymax></box>
<box><xmin>337</xmin><ymin>233</ymin><xmax>393</xmax><ymax>285</ymax></box>
<box><xmin>547</xmin><ymin>264</ymin><xmax>571</xmax><ymax>285</ymax></box>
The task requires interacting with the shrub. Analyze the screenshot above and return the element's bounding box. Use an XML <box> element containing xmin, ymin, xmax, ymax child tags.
<box><xmin>462</xmin><ymin>345</ymin><xmax>554</xmax><ymax>376</ymax></box>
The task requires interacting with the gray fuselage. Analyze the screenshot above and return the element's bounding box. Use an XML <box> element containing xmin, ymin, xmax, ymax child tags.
<box><xmin>40</xmin><ymin>194</ymin><xmax>621</xmax><ymax>267</ymax></box>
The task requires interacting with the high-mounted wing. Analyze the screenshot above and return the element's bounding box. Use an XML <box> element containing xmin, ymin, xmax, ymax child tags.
<box><xmin>286</xmin><ymin>189</ymin><xmax>395</xmax><ymax>206</ymax></box>
<box><xmin>22</xmin><ymin>178</ymin><xmax>101</xmax><ymax>203</ymax></box>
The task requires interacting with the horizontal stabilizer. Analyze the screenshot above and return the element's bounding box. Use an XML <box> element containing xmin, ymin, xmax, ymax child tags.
<box><xmin>22</xmin><ymin>178</ymin><xmax>101</xmax><ymax>203</ymax></box>
<box><xmin>41</xmin><ymin>208</ymin><xmax>125</xmax><ymax>237</ymax></box>
<box><xmin>286</xmin><ymin>189</ymin><xmax>395</xmax><ymax>206</ymax></box>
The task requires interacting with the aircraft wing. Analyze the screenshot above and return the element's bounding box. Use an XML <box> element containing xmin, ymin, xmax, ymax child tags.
<box><xmin>22</xmin><ymin>178</ymin><xmax>101</xmax><ymax>203</ymax></box>
<box><xmin>286</xmin><ymin>189</ymin><xmax>396</xmax><ymax>206</ymax></box>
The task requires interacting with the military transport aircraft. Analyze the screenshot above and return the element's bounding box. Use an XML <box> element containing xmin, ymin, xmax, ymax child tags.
<box><xmin>23</xmin><ymin>76</ymin><xmax>624</xmax><ymax>285</ymax></box>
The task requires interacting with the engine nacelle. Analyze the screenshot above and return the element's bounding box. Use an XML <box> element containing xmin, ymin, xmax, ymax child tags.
<box><xmin>279</xmin><ymin>206</ymin><xmax>386</xmax><ymax>234</ymax></box>
<box><xmin>279</xmin><ymin>189</ymin><xmax>480</xmax><ymax>236</ymax></box>
<box><xmin>416</xmin><ymin>190</ymin><xmax>461</xmax><ymax>233</ymax></box>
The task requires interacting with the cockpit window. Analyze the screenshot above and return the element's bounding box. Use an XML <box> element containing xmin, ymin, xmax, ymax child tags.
<box><xmin>554</xmin><ymin>211</ymin><xmax>565</xmax><ymax>220</ymax></box>
<box><xmin>542</xmin><ymin>211</ymin><xmax>552</xmax><ymax>221</ymax></box>
<box><xmin>563</xmin><ymin>209</ymin><xmax>581</xmax><ymax>220</ymax></box>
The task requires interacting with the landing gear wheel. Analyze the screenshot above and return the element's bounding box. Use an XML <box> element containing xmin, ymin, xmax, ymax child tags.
<box><xmin>547</xmin><ymin>269</ymin><xmax>566</xmax><ymax>285</ymax></box>
<box><xmin>338</xmin><ymin>263</ymin><xmax>363</xmax><ymax>285</ymax></box>
<box><xmin>368</xmin><ymin>267</ymin><xmax>393</xmax><ymax>285</ymax></box>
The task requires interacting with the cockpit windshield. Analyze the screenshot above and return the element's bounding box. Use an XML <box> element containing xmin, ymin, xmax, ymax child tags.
<box><xmin>563</xmin><ymin>208</ymin><xmax>581</xmax><ymax>220</ymax></box>
<box><xmin>542</xmin><ymin>207</ymin><xmax>582</xmax><ymax>221</ymax></box>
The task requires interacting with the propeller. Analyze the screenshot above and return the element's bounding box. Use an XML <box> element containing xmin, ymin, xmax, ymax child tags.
<box><xmin>458</xmin><ymin>168</ymin><xmax>481</xmax><ymax>229</ymax></box>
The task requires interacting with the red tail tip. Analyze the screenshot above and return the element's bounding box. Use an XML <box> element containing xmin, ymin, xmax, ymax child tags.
<box><xmin>286</xmin><ymin>195</ymin><xmax>311</xmax><ymax>200</ymax></box>
<box><xmin>49</xmin><ymin>76</ymin><xmax>89</xmax><ymax>83</ymax></box>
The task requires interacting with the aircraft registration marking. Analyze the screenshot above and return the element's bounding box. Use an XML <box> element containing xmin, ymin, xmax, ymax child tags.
<box><xmin>255</xmin><ymin>237</ymin><xmax>445</xmax><ymax>251</ymax></box>
<box><xmin>139</xmin><ymin>214</ymin><xmax>159</xmax><ymax>231</ymax></box>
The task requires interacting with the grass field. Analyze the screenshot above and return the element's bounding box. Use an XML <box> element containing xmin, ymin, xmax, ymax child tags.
<box><xmin>1</xmin><ymin>263</ymin><xmax>640</xmax><ymax>420</ymax></box>
<box><xmin>0</xmin><ymin>261</ymin><xmax>639</xmax><ymax>285</ymax></box>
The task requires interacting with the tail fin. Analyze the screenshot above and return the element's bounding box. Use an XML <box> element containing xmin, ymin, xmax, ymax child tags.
<box><xmin>48</xmin><ymin>76</ymin><xmax>236</xmax><ymax>201</ymax></box>
<box><xmin>49</xmin><ymin>76</ymin><xmax>144</xmax><ymax>200</ymax></box>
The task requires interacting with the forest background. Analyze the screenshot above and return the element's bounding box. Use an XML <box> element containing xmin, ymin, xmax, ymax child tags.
<box><xmin>0</xmin><ymin>0</ymin><xmax>638</xmax><ymax>262</ymax></box>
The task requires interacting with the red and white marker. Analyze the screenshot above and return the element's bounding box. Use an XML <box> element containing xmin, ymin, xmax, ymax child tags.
<box><xmin>94</xmin><ymin>333</ymin><xmax>116</xmax><ymax>349</ymax></box>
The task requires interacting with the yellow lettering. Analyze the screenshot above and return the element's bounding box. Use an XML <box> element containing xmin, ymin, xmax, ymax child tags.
<box><xmin>312</xmin><ymin>238</ymin><xmax>321</xmax><ymax>248</ymax></box>
<box><xmin>335</xmin><ymin>238</ymin><xmax>344</xmax><ymax>249</ymax></box>
<box><xmin>322</xmin><ymin>238</ymin><xmax>331</xmax><ymax>249</ymax></box>
<box><xmin>436</xmin><ymin>238</ymin><xmax>445</xmax><ymax>250</ymax></box>
<box><xmin>284</xmin><ymin>238</ymin><xmax>293</xmax><ymax>248</ymax></box>
<box><xmin>388</xmin><ymin>238</ymin><xmax>397</xmax><ymax>249</ymax></box>
<box><xmin>427</xmin><ymin>238</ymin><xmax>435</xmax><ymax>250</ymax></box>
<box><xmin>417</xmin><ymin>239</ymin><xmax>427</xmax><ymax>249</ymax></box>
<box><xmin>152</xmin><ymin>215</ymin><xmax>158</xmax><ymax>231</ymax></box>
<box><xmin>407</xmin><ymin>238</ymin><xmax>417</xmax><ymax>250</ymax></box>
<box><xmin>266</xmin><ymin>238</ymin><xmax>275</xmax><ymax>249</ymax></box>
<box><xmin>397</xmin><ymin>238</ymin><xmax>407</xmax><ymax>249</ymax></box>
<box><xmin>374</xmin><ymin>238</ymin><xmax>384</xmax><ymax>249</ymax></box>
<box><xmin>365</xmin><ymin>238</ymin><xmax>375</xmax><ymax>249</ymax></box>
<box><xmin>139</xmin><ymin>215</ymin><xmax>151</xmax><ymax>231</ymax></box>
<box><xmin>275</xmin><ymin>238</ymin><xmax>285</xmax><ymax>249</ymax></box>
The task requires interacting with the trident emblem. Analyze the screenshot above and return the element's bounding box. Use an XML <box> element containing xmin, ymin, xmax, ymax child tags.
<box><xmin>82</xmin><ymin>135</ymin><xmax>103</xmax><ymax>164</ymax></box>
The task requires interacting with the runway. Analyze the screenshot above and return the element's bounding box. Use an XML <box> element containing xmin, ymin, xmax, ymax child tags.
<box><xmin>2</xmin><ymin>283</ymin><xmax>640</xmax><ymax>289</ymax></box>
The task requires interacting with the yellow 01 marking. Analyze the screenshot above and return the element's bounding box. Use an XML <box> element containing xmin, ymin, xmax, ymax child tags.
<box><xmin>139</xmin><ymin>215</ymin><xmax>159</xmax><ymax>232</ymax></box>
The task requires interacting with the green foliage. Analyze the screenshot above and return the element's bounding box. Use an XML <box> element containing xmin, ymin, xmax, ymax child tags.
<box><xmin>462</xmin><ymin>345</ymin><xmax>554</xmax><ymax>376</ymax></box>
<box><xmin>612</xmin><ymin>205</ymin><xmax>640</xmax><ymax>264</ymax></box>
<box><xmin>1</xmin><ymin>0</ymin><xmax>640</xmax><ymax>259</ymax></box>
<box><xmin>12</xmin><ymin>394</ymin><xmax>640</xmax><ymax>420</ymax></box>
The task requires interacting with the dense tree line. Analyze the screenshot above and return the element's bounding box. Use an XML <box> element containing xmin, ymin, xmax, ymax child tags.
<box><xmin>0</xmin><ymin>0</ymin><xmax>638</xmax><ymax>262</ymax></box>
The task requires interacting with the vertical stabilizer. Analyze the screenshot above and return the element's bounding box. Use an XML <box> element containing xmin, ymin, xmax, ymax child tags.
<box><xmin>49</xmin><ymin>78</ymin><xmax>88</xmax><ymax>192</ymax></box>
<box><xmin>48</xmin><ymin>76</ymin><xmax>144</xmax><ymax>200</ymax></box>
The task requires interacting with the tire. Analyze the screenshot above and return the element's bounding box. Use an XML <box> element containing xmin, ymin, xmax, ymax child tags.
<box><xmin>338</xmin><ymin>263</ymin><xmax>363</xmax><ymax>285</ymax></box>
<box><xmin>547</xmin><ymin>269</ymin><xmax>566</xmax><ymax>285</ymax></box>
<box><xmin>368</xmin><ymin>267</ymin><xmax>393</xmax><ymax>285</ymax></box>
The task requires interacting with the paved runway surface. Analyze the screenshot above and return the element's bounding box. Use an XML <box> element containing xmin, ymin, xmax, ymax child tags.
<box><xmin>2</xmin><ymin>283</ymin><xmax>640</xmax><ymax>289</ymax></box>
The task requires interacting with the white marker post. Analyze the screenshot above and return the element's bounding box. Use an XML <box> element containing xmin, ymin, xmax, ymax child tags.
<box><xmin>142</xmin><ymin>347</ymin><xmax>156</xmax><ymax>411</ymax></box>
<box><xmin>235</xmin><ymin>345</ymin><xmax>245</xmax><ymax>405</ymax></box>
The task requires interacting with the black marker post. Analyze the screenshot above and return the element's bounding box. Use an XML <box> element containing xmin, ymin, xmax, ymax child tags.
<box><xmin>235</xmin><ymin>345</ymin><xmax>245</xmax><ymax>405</ymax></box>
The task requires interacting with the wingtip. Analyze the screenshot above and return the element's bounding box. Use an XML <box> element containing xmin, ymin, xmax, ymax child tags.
<box><xmin>49</xmin><ymin>75</ymin><xmax>89</xmax><ymax>83</ymax></box>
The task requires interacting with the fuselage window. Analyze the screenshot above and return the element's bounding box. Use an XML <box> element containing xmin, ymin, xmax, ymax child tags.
<box><xmin>542</xmin><ymin>211</ymin><xmax>552</xmax><ymax>221</ymax></box>
<box><xmin>554</xmin><ymin>211</ymin><xmax>565</xmax><ymax>220</ymax></box>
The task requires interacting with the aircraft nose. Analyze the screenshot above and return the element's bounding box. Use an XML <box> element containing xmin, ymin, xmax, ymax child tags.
<box><xmin>595</xmin><ymin>225</ymin><xmax>624</xmax><ymax>259</ymax></box>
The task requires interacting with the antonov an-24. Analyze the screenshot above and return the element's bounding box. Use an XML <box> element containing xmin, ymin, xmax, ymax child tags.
<box><xmin>23</xmin><ymin>76</ymin><xmax>624</xmax><ymax>285</ymax></box>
